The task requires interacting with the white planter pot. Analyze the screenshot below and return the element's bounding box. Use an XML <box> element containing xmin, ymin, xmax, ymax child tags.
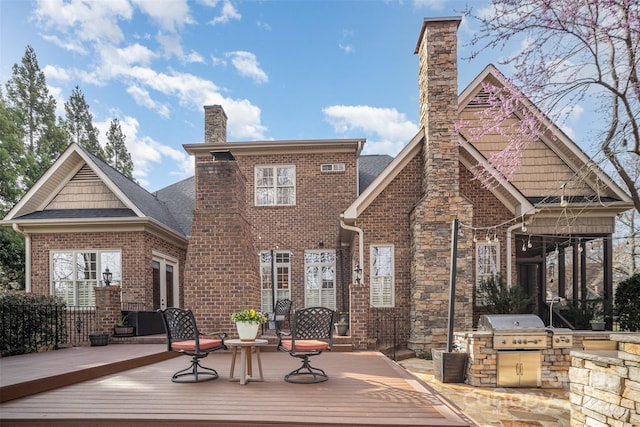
<box><xmin>236</xmin><ymin>321</ymin><xmax>260</xmax><ymax>341</ymax></box>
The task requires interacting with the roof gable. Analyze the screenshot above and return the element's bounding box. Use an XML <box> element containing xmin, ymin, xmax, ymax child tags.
<box><xmin>458</xmin><ymin>64</ymin><xmax>632</xmax><ymax>207</ymax></box>
<box><xmin>3</xmin><ymin>144</ymin><xmax>186</xmax><ymax>237</ymax></box>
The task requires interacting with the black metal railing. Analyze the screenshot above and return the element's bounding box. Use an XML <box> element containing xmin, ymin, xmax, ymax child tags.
<box><xmin>64</xmin><ymin>306</ymin><xmax>97</xmax><ymax>345</ymax></box>
<box><xmin>122</xmin><ymin>301</ymin><xmax>147</xmax><ymax>311</ymax></box>
<box><xmin>367</xmin><ymin>305</ymin><xmax>410</xmax><ymax>360</ymax></box>
<box><xmin>0</xmin><ymin>304</ymin><xmax>97</xmax><ymax>356</ymax></box>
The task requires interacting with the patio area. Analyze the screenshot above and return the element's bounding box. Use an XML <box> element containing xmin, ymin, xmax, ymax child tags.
<box><xmin>0</xmin><ymin>344</ymin><xmax>476</xmax><ymax>426</ymax></box>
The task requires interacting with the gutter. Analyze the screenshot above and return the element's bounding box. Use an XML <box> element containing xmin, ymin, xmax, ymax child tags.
<box><xmin>12</xmin><ymin>223</ymin><xmax>31</xmax><ymax>292</ymax></box>
<box><xmin>339</xmin><ymin>216</ymin><xmax>364</xmax><ymax>279</ymax></box>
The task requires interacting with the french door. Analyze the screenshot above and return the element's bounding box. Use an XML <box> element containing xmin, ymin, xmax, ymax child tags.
<box><xmin>152</xmin><ymin>252</ymin><xmax>179</xmax><ymax>310</ymax></box>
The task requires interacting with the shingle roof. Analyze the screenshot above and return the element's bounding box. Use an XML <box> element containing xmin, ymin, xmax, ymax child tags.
<box><xmin>78</xmin><ymin>146</ymin><xmax>187</xmax><ymax>236</ymax></box>
<box><xmin>358</xmin><ymin>155</ymin><xmax>394</xmax><ymax>194</ymax></box>
<box><xmin>154</xmin><ymin>176</ymin><xmax>195</xmax><ymax>236</ymax></box>
<box><xmin>16</xmin><ymin>208</ymin><xmax>137</xmax><ymax>220</ymax></box>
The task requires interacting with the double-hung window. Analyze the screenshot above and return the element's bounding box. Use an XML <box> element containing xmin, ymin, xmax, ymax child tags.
<box><xmin>371</xmin><ymin>245</ymin><xmax>394</xmax><ymax>307</ymax></box>
<box><xmin>51</xmin><ymin>250</ymin><xmax>121</xmax><ymax>307</ymax></box>
<box><xmin>255</xmin><ymin>165</ymin><xmax>295</xmax><ymax>206</ymax></box>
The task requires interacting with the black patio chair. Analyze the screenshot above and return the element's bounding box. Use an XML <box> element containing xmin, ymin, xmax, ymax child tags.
<box><xmin>277</xmin><ymin>306</ymin><xmax>335</xmax><ymax>383</ymax></box>
<box><xmin>158</xmin><ymin>307</ymin><xmax>227</xmax><ymax>383</ymax></box>
<box><xmin>263</xmin><ymin>298</ymin><xmax>293</xmax><ymax>334</ymax></box>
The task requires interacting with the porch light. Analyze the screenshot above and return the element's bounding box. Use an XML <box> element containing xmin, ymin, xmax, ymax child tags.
<box><xmin>103</xmin><ymin>268</ymin><xmax>112</xmax><ymax>287</ymax></box>
<box><xmin>354</xmin><ymin>264</ymin><xmax>362</xmax><ymax>284</ymax></box>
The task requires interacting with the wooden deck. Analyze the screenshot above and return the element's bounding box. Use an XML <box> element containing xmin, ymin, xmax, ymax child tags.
<box><xmin>0</xmin><ymin>344</ymin><xmax>476</xmax><ymax>426</ymax></box>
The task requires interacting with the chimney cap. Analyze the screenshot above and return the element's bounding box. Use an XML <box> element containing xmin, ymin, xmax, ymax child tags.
<box><xmin>414</xmin><ymin>16</ymin><xmax>462</xmax><ymax>54</ymax></box>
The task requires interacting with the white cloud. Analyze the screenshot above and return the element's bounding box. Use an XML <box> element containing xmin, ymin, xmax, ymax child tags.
<box><xmin>208</xmin><ymin>0</ymin><xmax>241</xmax><ymax>25</ymax></box>
<box><xmin>226</xmin><ymin>51</ymin><xmax>268</xmax><ymax>84</ymax></box>
<box><xmin>42</xmin><ymin>65</ymin><xmax>71</xmax><ymax>81</ymax></box>
<box><xmin>156</xmin><ymin>32</ymin><xmax>184</xmax><ymax>58</ymax></box>
<box><xmin>126</xmin><ymin>85</ymin><xmax>171</xmax><ymax>118</ymax></box>
<box><xmin>339</xmin><ymin>43</ymin><xmax>354</xmax><ymax>54</ymax></box>
<box><xmin>185</xmin><ymin>50</ymin><xmax>205</xmax><ymax>63</ymax></box>
<box><xmin>257</xmin><ymin>20</ymin><xmax>271</xmax><ymax>31</ymax></box>
<box><xmin>323</xmin><ymin>105</ymin><xmax>418</xmax><ymax>156</ymax></box>
<box><xmin>34</xmin><ymin>0</ymin><xmax>133</xmax><ymax>46</ymax></box>
<box><xmin>131</xmin><ymin>0</ymin><xmax>193</xmax><ymax>31</ymax></box>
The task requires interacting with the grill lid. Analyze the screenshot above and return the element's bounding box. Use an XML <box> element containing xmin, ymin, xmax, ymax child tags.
<box><xmin>477</xmin><ymin>314</ymin><xmax>545</xmax><ymax>331</ymax></box>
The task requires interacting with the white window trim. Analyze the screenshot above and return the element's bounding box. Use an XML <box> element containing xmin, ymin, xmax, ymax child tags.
<box><xmin>303</xmin><ymin>249</ymin><xmax>337</xmax><ymax>310</ymax></box>
<box><xmin>260</xmin><ymin>250</ymin><xmax>292</xmax><ymax>313</ymax></box>
<box><xmin>50</xmin><ymin>249</ymin><xmax>122</xmax><ymax>307</ymax></box>
<box><xmin>254</xmin><ymin>164</ymin><xmax>296</xmax><ymax>206</ymax></box>
<box><xmin>370</xmin><ymin>244</ymin><xmax>395</xmax><ymax>308</ymax></box>
<box><xmin>475</xmin><ymin>242</ymin><xmax>500</xmax><ymax>306</ymax></box>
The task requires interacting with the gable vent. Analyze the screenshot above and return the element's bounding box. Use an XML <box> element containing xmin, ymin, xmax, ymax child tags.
<box><xmin>71</xmin><ymin>165</ymin><xmax>100</xmax><ymax>182</ymax></box>
<box><xmin>468</xmin><ymin>89</ymin><xmax>491</xmax><ymax>107</ymax></box>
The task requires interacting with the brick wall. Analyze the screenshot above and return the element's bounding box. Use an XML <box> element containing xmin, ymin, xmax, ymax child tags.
<box><xmin>183</xmin><ymin>156</ymin><xmax>261</xmax><ymax>335</ymax></box>
<box><xmin>237</xmin><ymin>152</ymin><xmax>358</xmax><ymax>312</ymax></box>
<box><xmin>356</xmin><ymin>155</ymin><xmax>422</xmax><ymax>347</ymax></box>
<box><xmin>29</xmin><ymin>230</ymin><xmax>186</xmax><ymax>308</ymax></box>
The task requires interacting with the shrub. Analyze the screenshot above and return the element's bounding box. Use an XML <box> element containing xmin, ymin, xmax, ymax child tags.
<box><xmin>615</xmin><ymin>273</ymin><xmax>640</xmax><ymax>332</ymax></box>
<box><xmin>0</xmin><ymin>289</ymin><xmax>67</xmax><ymax>356</ymax></box>
<box><xmin>477</xmin><ymin>274</ymin><xmax>530</xmax><ymax>314</ymax></box>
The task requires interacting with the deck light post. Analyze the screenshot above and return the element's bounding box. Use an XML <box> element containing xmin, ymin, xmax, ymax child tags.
<box><xmin>103</xmin><ymin>268</ymin><xmax>112</xmax><ymax>287</ymax></box>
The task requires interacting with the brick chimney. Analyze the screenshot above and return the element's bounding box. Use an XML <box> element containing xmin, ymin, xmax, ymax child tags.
<box><xmin>204</xmin><ymin>105</ymin><xmax>227</xmax><ymax>143</ymax></box>
<box><xmin>409</xmin><ymin>17</ymin><xmax>473</xmax><ymax>352</ymax></box>
<box><xmin>183</xmin><ymin>108</ymin><xmax>261</xmax><ymax>334</ymax></box>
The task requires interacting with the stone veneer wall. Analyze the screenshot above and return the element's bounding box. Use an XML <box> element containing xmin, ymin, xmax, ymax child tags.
<box><xmin>455</xmin><ymin>331</ymin><xmax>616</xmax><ymax>389</ymax></box>
<box><xmin>570</xmin><ymin>333</ymin><xmax>640</xmax><ymax>427</ymax></box>
<box><xmin>410</xmin><ymin>17</ymin><xmax>474</xmax><ymax>353</ymax></box>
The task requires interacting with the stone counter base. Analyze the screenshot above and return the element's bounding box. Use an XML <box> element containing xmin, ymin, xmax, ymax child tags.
<box><xmin>455</xmin><ymin>331</ymin><xmax>624</xmax><ymax>389</ymax></box>
<box><xmin>569</xmin><ymin>333</ymin><xmax>640</xmax><ymax>427</ymax></box>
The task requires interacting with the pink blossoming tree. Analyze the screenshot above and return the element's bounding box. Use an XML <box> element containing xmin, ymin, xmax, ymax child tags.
<box><xmin>462</xmin><ymin>0</ymin><xmax>639</xmax><ymax>214</ymax></box>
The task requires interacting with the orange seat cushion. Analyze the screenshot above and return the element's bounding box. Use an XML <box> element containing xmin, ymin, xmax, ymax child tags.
<box><xmin>280</xmin><ymin>339</ymin><xmax>330</xmax><ymax>352</ymax></box>
<box><xmin>171</xmin><ymin>338</ymin><xmax>223</xmax><ymax>351</ymax></box>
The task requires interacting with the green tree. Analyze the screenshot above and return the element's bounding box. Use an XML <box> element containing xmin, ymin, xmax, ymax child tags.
<box><xmin>0</xmin><ymin>91</ymin><xmax>26</xmax><ymax>214</ymax></box>
<box><xmin>5</xmin><ymin>45</ymin><xmax>65</xmax><ymax>188</ymax></box>
<box><xmin>63</xmin><ymin>86</ymin><xmax>103</xmax><ymax>159</ymax></box>
<box><xmin>0</xmin><ymin>91</ymin><xmax>26</xmax><ymax>290</ymax></box>
<box><xmin>105</xmin><ymin>118</ymin><xmax>134</xmax><ymax>180</ymax></box>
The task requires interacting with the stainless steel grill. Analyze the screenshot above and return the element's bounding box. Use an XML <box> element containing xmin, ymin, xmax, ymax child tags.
<box><xmin>477</xmin><ymin>314</ymin><xmax>548</xmax><ymax>350</ymax></box>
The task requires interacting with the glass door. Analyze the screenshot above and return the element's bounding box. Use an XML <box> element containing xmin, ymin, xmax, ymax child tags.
<box><xmin>152</xmin><ymin>252</ymin><xmax>179</xmax><ymax>310</ymax></box>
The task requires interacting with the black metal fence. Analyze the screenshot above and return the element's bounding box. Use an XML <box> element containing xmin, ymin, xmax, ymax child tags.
<box><xmin>367</xmin><ymin>305</ymin><xmax>411</xmax><ymax>360</ymax></box>
<box><xmin>0</xmin><ymin>304</ymin><xmax>97</xmax><ymax>356</ymax></box>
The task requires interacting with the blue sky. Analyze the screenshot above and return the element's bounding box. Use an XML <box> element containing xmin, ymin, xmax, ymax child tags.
<box><xmin>0</xmin><ymin>0</ymin><xmax>586</xmax><ymax>192</ymax></box>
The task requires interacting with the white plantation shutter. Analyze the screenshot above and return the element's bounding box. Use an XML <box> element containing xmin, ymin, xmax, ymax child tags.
<box><xmin>371</xmin><ymin>245</ymin><xmax>394</xmax><ymax>307</ymax></box>
<box><xmin>304</xmin><ymin>251</ymin><xmax>336</xmax><ymax>309</ymax></box>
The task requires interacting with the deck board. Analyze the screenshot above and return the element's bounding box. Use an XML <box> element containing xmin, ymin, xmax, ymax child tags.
<box><xmin>0</xmin><ymin>348</ymin><xmax>474</xmax><ymax>426</ymax></box>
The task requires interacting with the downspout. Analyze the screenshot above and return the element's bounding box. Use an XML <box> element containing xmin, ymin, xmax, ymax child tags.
<box><xmin>340</xmin><ymin>215</ymin><xmax>364</xmax><ymax>278</ymax></box>
<box><xmin>506</xmin><ymin>222</ymin><xmax>524</xmax><ymax>288</ymax></box>
<box><xmin>12</xmin><ymin>223</ymin><xmax>31</xmax><ymax>292</ymax></box>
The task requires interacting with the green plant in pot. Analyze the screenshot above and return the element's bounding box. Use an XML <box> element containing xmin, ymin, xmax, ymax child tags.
<box><xmin>113</xmin><ymin>313</ymin><xmax>135</xmax><ymax>336</ymax></box>
<box><xmin>334</xmin><ymin>317</ymin><xmax>349</xmax><ymax>336</ymax></box>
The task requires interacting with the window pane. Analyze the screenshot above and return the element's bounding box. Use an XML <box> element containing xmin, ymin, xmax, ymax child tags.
<box><xmin>52</xmin><ymin>253</ymin><xmax>73</xmax><ymax>281</ymax></box>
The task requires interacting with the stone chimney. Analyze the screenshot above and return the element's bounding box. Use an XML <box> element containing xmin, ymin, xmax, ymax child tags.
<box><xmin>204</xmin><ymin>105</ymin><xmax>227</xmax><ymax>143</ymax></box>
<box><xmin>409</xmin><ymin>17</ymin><xmax>474</xmax><ymax>352</ymax></box>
